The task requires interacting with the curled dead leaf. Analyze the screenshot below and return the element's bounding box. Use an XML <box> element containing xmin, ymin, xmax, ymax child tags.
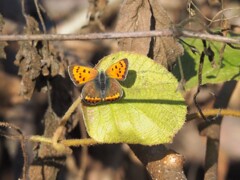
<box><xmin>14</xmin><ymin>16</ymin><xmax>67</xmax><ymax>100</ymax></box>
<box><xmin>149</xmin><ymin>0</ymin><xmax>183</xmax><ymax>68</ymax></box>
<box><xmin>115</xmin><ymin>0</ymin><xmax>183</xmax><ymax>68</ymax></box>
<box><xmin>15</xmin><ymin>41</ymin><xmax>42</xmax><ymax>100</ymax></box>
<box><xmin>115</xmin><ymin>0</ymin><xmax>151</xmax><ymax>55</ymax></box>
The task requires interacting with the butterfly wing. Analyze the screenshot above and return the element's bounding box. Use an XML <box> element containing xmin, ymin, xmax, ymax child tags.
<box><xmin>81</xmin><ymin>80</ymin><xmax>102</xmax><ymax>105</ymax></box>
<box><xmin>104</xmin><ymin>78</ymin><xmax>123</xmax><ymax>102</ymax></box>
<box><xmin>68</xmin><ymin>65</ymin><xmax>98</xmax><ymax>86</ymax></box>
<box><xmin>105</xmin><ymin>58</ymin><xmax>128</xmax><ymax>81</ymax></box>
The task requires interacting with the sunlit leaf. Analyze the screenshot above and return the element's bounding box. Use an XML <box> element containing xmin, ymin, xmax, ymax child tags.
<box><xmin>173</xmin><ymin>38</ymin><xmax>240</xmax><ymax>89</ymax></box>
<box><xmin>81</xmin><ymin>52</ymin><xmax>186</xmax><ymax>145</ymax></box>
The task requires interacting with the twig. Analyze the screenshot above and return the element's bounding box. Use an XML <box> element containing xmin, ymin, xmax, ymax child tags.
<box><xmin>0</xmin><ymin>30</ymin><xmax>239</xmax><ymax>44</ymax></box>
<box><xmin>52</xmin><ymin>96</ymin><xmax>81</xmax><ymax>150</ymax></box>
<box><xmin>208</xmin><ymin>7</ymin><xmax>240</xmax><ymax>27</ymax></box>
<box><xmin>21</xmin><ymin>0</ymin><xmax>27</xmax><ymax>20</ymax></box>
<box><xmin>59</xmin><ymin>96</ymin><xmax>82</xmax><ymax>127</ymax></box>
<box><xmin>34</xmin><ymin>0</ymin><xmax>47</xmax><ymax>33</ymax></box>
<box><xmin>186</xmin><ymin>109</ymin><xmax>240</xmax><ymax>121</ymax></box>
<box><xmin>190</xmin><ymin>1</ymin><xmax>240</xmax><ymax>24</ymax></box>
<box><xmin>34</xmin><ymin>0</ymin><xmax>50</xmax><ymax>54</ymax></box>
<box><xmin>194</xmin><ymin>42</ymin><xmax>208</xmax><ymax>121</ymax></box>
<box><xmin>30</xmin><ymin>136</ymin><xmax>99</xmax><ymax>146</ymax></box>
<box><xmin>77</xmin><ymin>100</ymin><xmax>88</xmax><ymax>178</ymax></box>
<box><xmin>0</xmin><ymin>122</ymin><xmax>28</xmax><ymax>180</ymax></box>
<box><xmin>181</xmin><ymin>30</ymin><xmax>240</xmax><ymax>44</ymax></box>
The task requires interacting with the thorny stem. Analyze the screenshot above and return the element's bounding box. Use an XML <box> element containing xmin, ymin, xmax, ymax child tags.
<box><xmin>0</xmin><ymin>29</ymin><xmax>240</xmax><ymax>44</ymax></box>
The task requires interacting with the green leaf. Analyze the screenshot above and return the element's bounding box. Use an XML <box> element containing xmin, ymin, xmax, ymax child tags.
<box><xmin>173</xmin><ymin>38</ymin><xmax>240</xmax><ymax>89</ymax></box>
<box><xmin>81</xmin><ymin>52</ymin><xmax>186</xmax><ymax>145</ymax></box>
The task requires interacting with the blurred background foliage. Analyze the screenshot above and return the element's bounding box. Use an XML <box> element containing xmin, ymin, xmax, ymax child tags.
<box><xmin>0</xmin><ymin>0</ymin><xmax>240</xmax><ymax>179</ymax></box>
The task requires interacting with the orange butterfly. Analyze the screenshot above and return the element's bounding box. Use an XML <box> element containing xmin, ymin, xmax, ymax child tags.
<box><xmin>68</xmin><ymin>59</ymin><xmax>128</xmax><ymax>105</ymax></box>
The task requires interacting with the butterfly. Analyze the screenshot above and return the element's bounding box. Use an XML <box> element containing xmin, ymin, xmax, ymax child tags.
<box><xmin>68</xmin><ymin>58</ymin><xmax>128</xmax><ymax>105</ymax></box>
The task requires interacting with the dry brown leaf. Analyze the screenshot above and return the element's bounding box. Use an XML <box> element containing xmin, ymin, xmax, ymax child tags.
<box><xmin>40</xmin><ymin>41</ymin><xmax>66</xmax><ymax>78</ymax></box>
<box><xmin>14</xmin><ymin>16</ymin><xmax>41</xmax><ymax>100</ymax></box>
<box><xmin>149</xmin><ymin>0</ymin><xmax>183</xmax><ymax>68</ymax></box>
<box><xmin>115</xmin><ymin>0</ymin><xmax>151</xmax><ymax>56</ymax></box>
<box><xmin>14</xmin><ymin>16</ymin><xmax>67</xmax><ymax>100</ymax></box>
<box><xmin>15</xmin><ymin>40</ymin><xmax>42</xmax><ymax>100</ymax></box>
<box><xmin>115</xmin><ymin>0</ymin><xmax>183</xmax><ymax>68</ymax></box>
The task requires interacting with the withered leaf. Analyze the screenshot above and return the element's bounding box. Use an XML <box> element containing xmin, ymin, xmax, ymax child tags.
<box><xmin>149</xmin><ymin>0</ymin><xmax>183</xmax><ymax>68</ymax></box>
<box><xmin>115</xmin><ymin>0</ymin><xmax>183</xmax><ymax>68</ymax></box>
<box><xmin>115</xmin><ymin>0</ymin><xmax>151</xmax><ymax>56</ymax></box>
<box><xmin>40</xmin><ymin>41</ymin><xmax>66</xmax><ymax>77</ymax></box>
<box><xmin>14</xmin><ymin>16</ymin><xmax>41</xmax><ymax>100</ymax></box>
<box><xmin>15</xmin><ymin>15</ymin><xmax>66</xmax><ymax>100</ymax></box>
<box><xmin>0</xmin><ymin>13</ymin><xmax>8</xmax><ymax>60</ymax></box>
<box><xmin>49</xmin><ymin>52</ymin><xmax>66</xmax><ymax>78</ymax></box>
<box><xmin>15</xmin><ymin>41</ymin><xmax>42</xmax><ymax>100</ymax></box>
<box><xmin>25</xmin><ymin>15</ymin><xmax>40</xmax><ymax>35</ymax></box>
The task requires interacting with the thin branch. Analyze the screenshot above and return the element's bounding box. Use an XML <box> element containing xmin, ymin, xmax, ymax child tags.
<box><xmin>208</xmin><ymin>7</ymin><xmax>240</xmax><ymax>27</ymax></box>
<box><xmin>194</xmin><ymin>47</ymin><xmax>208</xmax><ymax>121</ymax></box>
<box><xmin>186</xmin><ymin>109</ymin><xmax>240</xmax><ymax>121</ymax></box>
<box><xmin>52</xmin><ymin>96</ymin><xmax>81</xmax><ymax>151</ymax></box>
<box><xmin>30</xmin><ymin>136</ymin><xmax>99</xmax><ymax>147</ymax></box>
<box><xmin>34</xmin><ymin>0</ymin><xmax>47</xmax><ymax>33</ymax></box>
<box><xmin>190</xmin><ymin>1</ymin><xmax>240</xmax><ymax>25</ymax></box>
<box><xmin>181</xmin><ymin>30</ymin><xmax>240</xmax><ymax>44</ymax></box>
<box><xmin>0</xmin><ymin>30</ymin><xmax>239</xmax><ymax>44</ymax></box>
<box><xmin>0</xmin><ymin>122</ymin><xmax>28</xmax><ymax>180</ymax></box>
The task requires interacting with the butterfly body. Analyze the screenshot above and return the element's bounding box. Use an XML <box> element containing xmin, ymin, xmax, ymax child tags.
<box><xmin>68</xmin><ymin>59</ymin><xmax>128</xmax><ymax>105</ymax></box>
